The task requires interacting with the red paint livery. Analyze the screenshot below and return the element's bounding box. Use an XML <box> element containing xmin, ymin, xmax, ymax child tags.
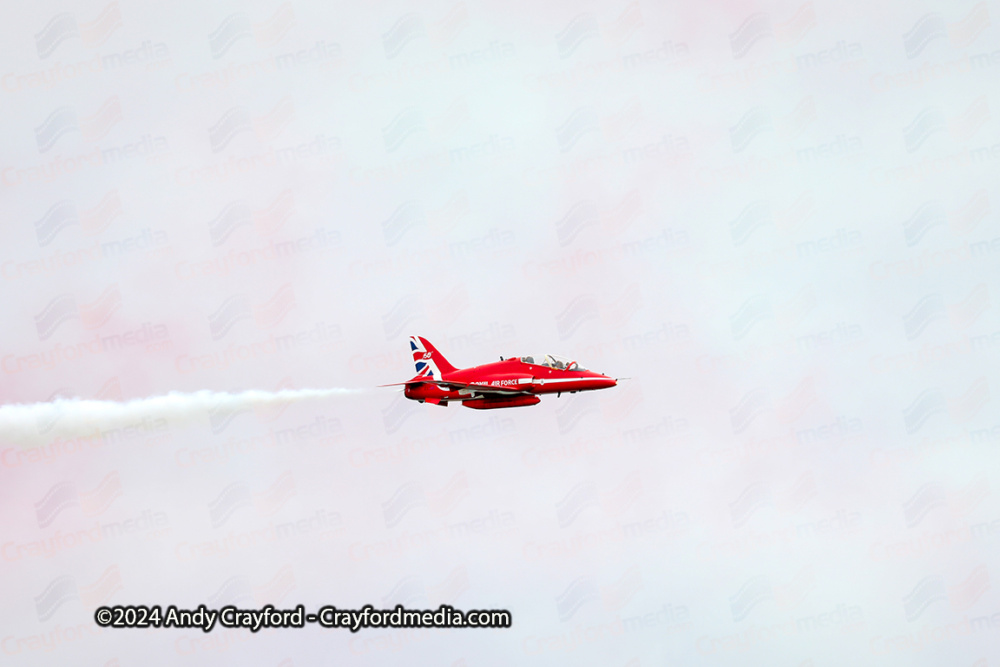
<box><xmin>391</xmin><ymin>336</ymin><xmax>618</xmax><ymax>409</ymax></box>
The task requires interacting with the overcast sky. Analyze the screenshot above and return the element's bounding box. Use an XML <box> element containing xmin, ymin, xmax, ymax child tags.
<box><xmin>1</xmin><ymin>0</ymin><xmax>998</xmax><ymax>664</ymax></box>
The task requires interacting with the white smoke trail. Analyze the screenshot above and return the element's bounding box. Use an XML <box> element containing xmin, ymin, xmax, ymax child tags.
<box><xmin>0</xmin><ymin>388</ymin><xmax>367</xmax><ymax>449</ymax></box>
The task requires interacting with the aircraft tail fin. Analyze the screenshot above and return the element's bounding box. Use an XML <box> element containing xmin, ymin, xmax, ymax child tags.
<box><xmin>409</xmin><ymin>336</ymin><xmax>457</xmax><ymax>379</ymax></box>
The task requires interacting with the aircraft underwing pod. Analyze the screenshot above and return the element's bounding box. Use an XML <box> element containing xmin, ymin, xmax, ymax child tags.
<box><xmin>462</xmin><ymin>396</ymin><xmax>542</xmax><ymax>410</ymax></box>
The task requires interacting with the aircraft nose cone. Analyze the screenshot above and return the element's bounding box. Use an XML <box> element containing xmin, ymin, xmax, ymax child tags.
<box><xmin>601</xmin><ymin>375</ymin><xmax>617</xmax><ymax>388</ymax></box>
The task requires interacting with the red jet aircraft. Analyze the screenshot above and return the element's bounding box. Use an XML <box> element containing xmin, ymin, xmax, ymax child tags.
<box><xmin>389</xmin><ymin>336</ymin><xmax>618</xmax><ymax>409</ymax></box>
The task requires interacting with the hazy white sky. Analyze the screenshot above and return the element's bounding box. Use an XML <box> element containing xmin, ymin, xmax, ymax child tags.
<box><xmin>1</xmin><ymin>0</ymin><xmax>998</xmax><ymax>664</ymax></box>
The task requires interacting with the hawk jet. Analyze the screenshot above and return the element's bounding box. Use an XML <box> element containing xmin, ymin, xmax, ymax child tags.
<box><xmin>387</xmin><ymin>336</ymin><xmax>618</xmax><ymax>409</ymax></box>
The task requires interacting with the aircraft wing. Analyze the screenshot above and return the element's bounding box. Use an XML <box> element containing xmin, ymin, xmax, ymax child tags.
<box><xmin>446</xmin><ymin>381</ymin><xmax>532</xmax><ymax>396</ymax></box>
<box><xmin>380</xmin><ymin>378</ymin><xmax>532</xmax><ymax>396</ymax></box>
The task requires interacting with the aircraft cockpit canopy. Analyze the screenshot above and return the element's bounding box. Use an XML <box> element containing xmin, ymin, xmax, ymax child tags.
<box><xmin>519</xmin><ymin>354</ymin><xmax>586</xmax><ymax>371</ymax></box>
